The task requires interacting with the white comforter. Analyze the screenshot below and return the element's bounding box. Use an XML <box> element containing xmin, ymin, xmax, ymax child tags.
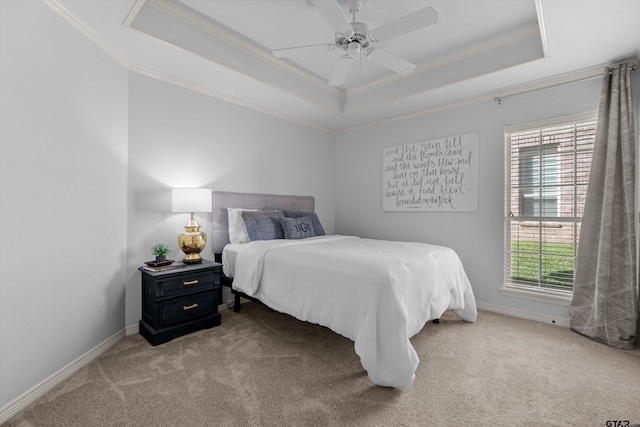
<box><xmin>228</xmin><ymin>235</ymin><xmax>477</xmax><ymax>389</ymax></box>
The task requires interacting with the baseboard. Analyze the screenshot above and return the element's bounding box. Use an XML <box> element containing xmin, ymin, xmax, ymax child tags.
<box><xmin>125</xmin><ymin>323</ymin><xmax>140</xmax><ymax>336</ymax></box>
<box><xmin>0</xmin><ymin>302</ymin><xmax>567</xmax><ymax>424</ymax></box>
<box><xmin>0</xmin><ymin>328</ymin><xmax>125</xmax><ymax>425</ymax></box>
<box><xmin>476</xmin><ymin>301</ymin><xmax>570</xmax><ymax>327</ymax></box>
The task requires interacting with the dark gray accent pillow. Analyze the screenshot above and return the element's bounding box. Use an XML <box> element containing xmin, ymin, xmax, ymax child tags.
<box><xmin>283</xmin><ymin>210</ymin><xmax>325</xmax><ymax>236</ymax></box>
<box><xmin>241</xmin><ymin>210</ymin><xmax>284</xmax><ymax>241</ymax></box>
<box><xmin>280</xmin><ymin>216</ymin><xmax>316</xmax><ymax>240</ymax></box>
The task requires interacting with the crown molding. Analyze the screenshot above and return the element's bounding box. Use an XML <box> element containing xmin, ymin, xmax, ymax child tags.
<box><xmin>340</xmin><ymin>25</ymin><xmax>543</xmax><ymax>116</ymax></box>
<box><xmin>127</xmin><ymin>1</ymin><xmax>551</xmax><ymax>127</ymax></box>
<box><xmin>337</xmin><ymin>63</ymin><xmax>616</xmax><ymax>134</ymax></box>
<box><xmin>490</xmin><ymin>64</ymin><xmax>605</xmax><ymax>102</ymax></box>
<box><xmin>128</xmin><ymin>22</ymin><xmax>345</xmax><ymax>116</ymax></box>
<box><xmin>144</xmin><ymin>0</ymin><xmax>343</xmax><ymax>98</ymax></box>
<box><xmin>344</xmin><ymin>56</ymin><xmax>541</xmax><ymax>117</ymax></box>
<box><xmin>141</xmin><ymin>0</ymin><xmax>543</xmax><ymax>111</ymax></box>
<box><xmin>43</xmin><ymin>0</ymin><xmax>342</xmax><ymax>128</ymax></box>
<box><xmin>42</xmin><ymin>0</ymin><xmax>130</xmax><ymax>69</ymax></box>
<box><xmin>42</xmin><ymin>0</ymin><xmax>337</xmax><ymax>133</ymax></box>
<box><xmin>347</xmin><ymin>24</ymin><xmax>541</xmax><ymax>97</ymax></box>
<box><xmin>336</xmin><ymin>93</ymin><xmax>493</xmax><ymax>134</ymax></box>
<box><xmin>37</xmin><ymin>1</ymin><xmax>635</xmax><ymax>135</ymax></box>
<box><xmin>138</xmin><ymin>0</ymin><xmax>346</xmax><ymax>115</ymax></box>
<box><xmin>492</xmin><ymin>57</ymin><xmax>639</xmax><ymax>103</ymax></box>
<box><xmin>122</xmin><ymin>0</ymin><xmax>146</xmax><ymax>28</ymax></box>
<box><xmin>535</xmin><ymin>0</ymin><xmax>550</xmax><ymax>58</ymax></box>
<box><xmin>129</xmin><ymin>64</ymin><xmax>337</xmax><ymax>134</ymax></box>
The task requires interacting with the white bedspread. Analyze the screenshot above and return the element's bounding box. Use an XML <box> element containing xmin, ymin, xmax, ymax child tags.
<box><xmin>229</xmin><ymin>235</ymin><xmax>477</xmax><ymax>388</ymax></box>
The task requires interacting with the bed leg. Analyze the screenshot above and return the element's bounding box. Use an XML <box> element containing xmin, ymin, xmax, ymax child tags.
<box><xmin>433</xmin><ymin>318</ymin><xmax>440</xmax><ymax>324</ymax></box>
<box><xmin>234</xmin><ymin>293</ymin><xmax>242</xmax><ymax>312</ymax></box>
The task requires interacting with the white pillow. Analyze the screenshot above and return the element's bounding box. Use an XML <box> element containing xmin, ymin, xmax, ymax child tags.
<box><xmin>227</xmin><ymin>207</ymin><xmax>257</xmax><ymax>243</ymax></box>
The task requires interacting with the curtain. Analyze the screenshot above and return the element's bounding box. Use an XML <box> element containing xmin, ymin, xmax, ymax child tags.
<box><xmin>569</xmin><ymin>62</ymin><xmax>638</xmax><ymax>349</ymax></box>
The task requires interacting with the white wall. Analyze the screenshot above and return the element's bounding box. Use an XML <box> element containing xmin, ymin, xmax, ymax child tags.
<box><xmin>335</xmin><ymin>75</ymin><xmax>639</xmax><ymax>323</ymax></box>
<box><xmin>125</xmin><ymin>74</ymin><xmax>336</xmax><ymax>327</ymax></box>
<box><xmin>0</xmin><ymin>0</ymin><xmax>128</xmax><ymax>411</ymax></box>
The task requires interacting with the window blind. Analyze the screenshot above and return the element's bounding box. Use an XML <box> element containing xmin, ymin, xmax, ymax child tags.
<box><xmin>504</xmin><ymin>112</ymin><xmax>597</xmax><ymax>293</ymax></box>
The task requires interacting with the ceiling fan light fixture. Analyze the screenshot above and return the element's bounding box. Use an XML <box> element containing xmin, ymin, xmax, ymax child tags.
<box><xmin>346</xmin><ymin>41</ymin><xmax>361</xmax><ymax>57</ymax></box>
<box><xmin>275</xmin><ymin>0</ymin><xmax>438</xmax><ymax>86</ymax></box>
<box><xmin>336</xmin><ymin>22</ymin><xmax>370</xmax><ymax>50</ymax></box>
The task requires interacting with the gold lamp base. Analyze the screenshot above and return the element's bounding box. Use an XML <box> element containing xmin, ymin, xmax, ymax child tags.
<box><xmin>178</xmin><ymin>213</ymin><xmax>207</xmax><ymax>264</ymax></box>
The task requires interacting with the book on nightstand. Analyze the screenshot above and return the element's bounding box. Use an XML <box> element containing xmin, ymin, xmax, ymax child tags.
<box><xmin>141</xmin><ymin>260</ymin><xmax>186</xmax><ymax>272</ymax></box>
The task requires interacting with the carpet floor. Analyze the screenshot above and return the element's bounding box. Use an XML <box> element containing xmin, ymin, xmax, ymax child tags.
<box><xmin>4</xmin><ymin>303</ymin><xmax>640</xmax><ymax>426</ymax></box>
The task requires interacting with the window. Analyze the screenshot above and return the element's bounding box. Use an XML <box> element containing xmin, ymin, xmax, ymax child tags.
<box><xmin>504</xmin><ymin>112</ymin><xmax>597</xmax><ymax>297</ymax></box>
<box><xmin>520</xmin><ymin>145</ymin><xmax>559</xmax><ymax>217</ymax></box>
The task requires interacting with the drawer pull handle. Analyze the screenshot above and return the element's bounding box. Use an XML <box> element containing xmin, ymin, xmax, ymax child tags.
<box><xmin>183</xmin><ymin>280</ymin><xmax>199</xmax><ymax>286</ymax></box>
<box><xmin>183</xmin><ymin>303</ymin><xmax>199</xmax><ymax>311</ymax></box>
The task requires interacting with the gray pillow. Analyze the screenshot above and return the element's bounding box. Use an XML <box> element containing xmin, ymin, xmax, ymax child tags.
<box><xmin>280</xmin><ymin>216</ymin><xmax>316</xmax><ymax>240</ymax></box>
<box><xmin>283</xmin><ymin>210</ymin><xmax>325</xmax><ymax>236</ymax></box>
<box><xmin>241</xmin><ymin>210</ymin><xmax>284</xmax><ymax>241</ymax></box>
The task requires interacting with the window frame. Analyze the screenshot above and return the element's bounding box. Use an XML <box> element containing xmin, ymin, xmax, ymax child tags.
<box><xmin>502</xmin><ymin>111</ymin><xmax>598</xmax><ymax>304</ymax></box>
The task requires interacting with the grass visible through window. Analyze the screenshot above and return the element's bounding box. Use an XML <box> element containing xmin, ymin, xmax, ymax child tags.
<box><xmin>510</xmin><ymin>241</ymin><xmax>575</xmax><ymax>289</ymax></box>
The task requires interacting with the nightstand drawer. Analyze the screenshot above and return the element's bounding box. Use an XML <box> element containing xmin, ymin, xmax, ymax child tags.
<box><xmin>162</xmin><ymin>292</ymin><xmax>216</xmax><ymax>327</ymax></box>
<box><xmin>139</xmin><ymin>260</ymin><xmax>221</xmax><ymax>346</ymax></box>
<box><xmin>158</xmin><ymin>270</ymin><xmax>214</xmax><ymax>297</ymax></box>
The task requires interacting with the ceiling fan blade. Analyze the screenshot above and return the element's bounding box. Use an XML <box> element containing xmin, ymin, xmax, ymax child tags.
<box><xmin>273</xmin><ymin>44</ymin><xmax>335</xmax><ymax>58</ymax></box>
<box><xmin>328</xmin><ymin>55</ymin><xmax>354</xmax><ymax>86</ymax></box>
<box><xmin>369</xmin><ymin>7</ymin><xmax>438</xmax><ymax>42</ymax></box>
<box><xmin>311</xmin><ymin>0</ymin><xmax>354</xmax><ymax>36</ymax></box>
<box><xmin>367</xmin><ymin>49</ymin><xmax>416</xmax><ymax>75</ymax></box>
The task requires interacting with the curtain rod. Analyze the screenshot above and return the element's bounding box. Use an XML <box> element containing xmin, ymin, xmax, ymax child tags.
<box><xmin>608</xmin><ymin>64</ymin><xmax>637</xmax><ymax>74</ymax></box>
<box><xmin>494</xmin><ymin>62</ymin><xmax>637</xmax><ymax>105</ymax></box>
<box><xmin>607</xmin><ymin>58</ymin><xmax>638</xmax><ymax>70</ymax></box>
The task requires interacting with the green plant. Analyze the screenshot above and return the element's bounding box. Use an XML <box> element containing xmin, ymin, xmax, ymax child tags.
<box><xmin>510</xmin><ymin>241</ymin><xmax>575</xmax><ymax>289</ymax></box>
<box><xmin>151</xmin><ymin>243</ymin><xmax>170</xmax><ymax>256</ymax></box>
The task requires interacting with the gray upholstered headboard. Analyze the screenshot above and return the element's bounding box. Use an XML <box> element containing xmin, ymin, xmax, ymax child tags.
<box><xmin>211</xmin><ymin>191</ymin><xmax>315</xmax><ymax>254</ymax></box>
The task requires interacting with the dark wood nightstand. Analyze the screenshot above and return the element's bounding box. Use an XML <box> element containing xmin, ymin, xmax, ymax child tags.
<box><xmin>139</xmin><ymin>260</ymin><xmax>221</xmax><ymax>346</ymax></box>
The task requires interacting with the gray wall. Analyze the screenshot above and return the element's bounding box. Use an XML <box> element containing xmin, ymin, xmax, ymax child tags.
<box><xmin>0</xmin><ymin>1</ymin><xmax>337</xmax><ymax>410</ymax></box>
<box><xmin>125</xmin><ymin>74</ymin><xmax>336</xmax><ymax>327</ymax></box>
<box><xmin>0</xmin><ymin>0</ymin><xmax>128</xmax><ymax>409</ymax></box>
<box><xmin>2</xmin><ymin>0</ymin><xmax>638</xmax><ymax>415</ymax></box>
<box><xmin>335</xmin><ymin>75</ymin><xmax>640</xmax><ymax>322</ymax></box>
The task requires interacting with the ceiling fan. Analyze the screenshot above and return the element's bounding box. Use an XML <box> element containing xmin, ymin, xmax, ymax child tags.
<box><xmin>272</xmin><ymin>0</ymin><xmax>438</xmax><ymax>86</ymax></box>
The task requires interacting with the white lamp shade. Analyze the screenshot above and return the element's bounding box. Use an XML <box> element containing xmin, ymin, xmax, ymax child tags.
<box><xmin>171</xmin><ymin>188</ymin><xmax>212</xmax><ymax>213</ymax></box>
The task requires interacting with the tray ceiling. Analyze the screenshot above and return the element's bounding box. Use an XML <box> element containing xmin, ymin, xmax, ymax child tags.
<box><xmin>49</xmin><ymin>0</ymin><xmax>640</xmax><ymax>132</ymax></box>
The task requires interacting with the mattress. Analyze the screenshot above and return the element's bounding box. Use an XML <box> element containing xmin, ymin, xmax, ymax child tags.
<box><xmin>221</xmin><ymin>242</ymin><xmax>244</xmax><ymax>278</ymax></box>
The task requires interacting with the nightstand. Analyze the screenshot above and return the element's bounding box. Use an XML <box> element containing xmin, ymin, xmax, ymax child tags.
<box><xmin>139</xmin><ymin>260</ymin><xmax>221</xmax><ymax>346</ymax></box>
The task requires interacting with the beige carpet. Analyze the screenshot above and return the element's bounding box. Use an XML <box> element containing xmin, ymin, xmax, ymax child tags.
<box><xmin>5</xmin><ymin>303</ymin><xmax>640</xmax><ymax>426</ymax></box>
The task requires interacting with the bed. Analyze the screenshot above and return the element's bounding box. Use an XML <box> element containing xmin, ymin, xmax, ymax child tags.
<box><xmin>212</xmin><ymin>191</ymin><xmax>477</xmax><ymax>389</ymax></box>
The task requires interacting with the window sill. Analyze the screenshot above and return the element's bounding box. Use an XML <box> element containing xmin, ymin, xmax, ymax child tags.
<box><xmin>500</xmin><ymin>285</ymin><xmax>572</xmax><ymax>306</ymax></box>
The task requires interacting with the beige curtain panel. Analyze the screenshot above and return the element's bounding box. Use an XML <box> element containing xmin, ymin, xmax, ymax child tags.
<box><xmin>569</xmin><ymin>62</ymin><xmax>638</xmax><ymax>349</ymax></box>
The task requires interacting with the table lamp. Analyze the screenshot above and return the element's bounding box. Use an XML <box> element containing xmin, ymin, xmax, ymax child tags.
<box><xmin>171</xmin><ymin>188</ymin><xmax>212</xmax><ymax>264</ymax></box>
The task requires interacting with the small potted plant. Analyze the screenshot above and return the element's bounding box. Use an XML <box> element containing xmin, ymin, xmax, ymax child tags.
<box><xmin>151</xmin><ymin>243</ymin><xmax>170</xmax><ymax>263</ymax></box>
